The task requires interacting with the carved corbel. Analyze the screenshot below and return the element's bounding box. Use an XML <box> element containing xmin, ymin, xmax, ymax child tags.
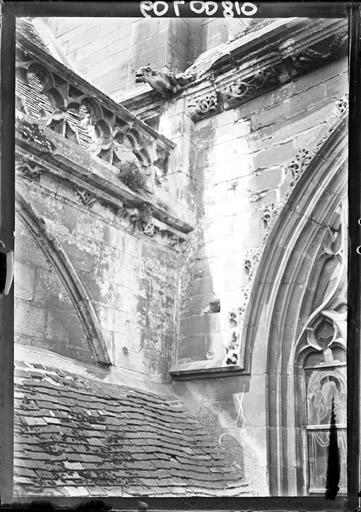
<box><xmin>188</xmin><ymin>93</ymin><xmax>221</xmax><ymax>121</ymax></box>
<box><xmin>16</xmin><ymin>156</ymin><xmax>45</xmax><ymax>181</ymax></box>
<box><xmin>261</xmin><ymin>203</ymin><xmax>277</xmax><ymax>229</ymax></box>
<box><xmin>75</xmin><ymin>188</ymin><xmax>97</xmax><ymax>208</ymax></box>
<box><xmin>285</xmin><ymin>148</ymin><xmax>312</xmax><ymax>187</ymax></box>
<box><xmin>139</xmin><ymin>204</ymin><xmax>155</xmax><ymax>237</ymax></box>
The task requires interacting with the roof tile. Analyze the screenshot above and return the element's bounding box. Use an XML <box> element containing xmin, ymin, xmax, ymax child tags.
<box><xmin>14</xmin><ymin>361</ymin><xmax>255</xmax><ymax>497</ymax></box>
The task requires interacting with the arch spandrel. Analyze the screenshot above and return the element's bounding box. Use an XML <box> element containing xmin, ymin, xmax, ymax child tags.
<box><xmin>15</xmin><ymin>191</ymin><xmax>111</xmax><ymax>366</ymax></box>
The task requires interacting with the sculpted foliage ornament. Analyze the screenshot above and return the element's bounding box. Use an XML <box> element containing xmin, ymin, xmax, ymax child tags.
<box><xmin>221</xmin><ymin>66</ymin><xmax>280</xmax><ymax>107</ymax></box>
<box><xmin>75</xmin><ymin>188</ymin><xmax>97</xmax><ymax>208</ymax></box>
<box><xmin>185</xmin><ymin>28</ymin><xmax>347</xmax><ymax>123</ymax></box>
<box><xmin>244</xmin><ymin>248</ymin><xmax>261</xmax><ymax>281</ymax></box>
<box><xmin>336</xmin><ymin>93</ymin><xmax>349</xmax><ymax>116</ymax></box>
<box><xmin>16</xmin><ymin>156</ymin><xmax>45</xmax><ymax>181</ymax></box>
<box><xmin>284</xmin><ymin>95</ymin><xmax>348</xmax><ymax>195</ymax></box>
<box><xmin>188</xmin><ymin>93</ymin><xmax>220</xmax><ymax>121</ymax></box>
<box><xmin>224</xmin><ymin>287</ymin><xmax>250</xmax><ymax>367</ymax></box>
<box><xmin>261</xmin><ymin>203</ymin><xmax>279</xmax><ymax>229</ymax></box>
<box><xmin>286</xmin><ymin>148</ymin><xmax>312</xmax><ymax>187</ymax></box>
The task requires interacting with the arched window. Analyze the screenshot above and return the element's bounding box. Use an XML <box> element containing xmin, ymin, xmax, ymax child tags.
<box><xmin>295</xmin><ymin>202</ymin><xmax>347</xmax><ymax>494</ymax></box>
<box><xmin>302</xmin><ymin>319</ymin><xmax>347</xmax><ymax>493</ymax></box>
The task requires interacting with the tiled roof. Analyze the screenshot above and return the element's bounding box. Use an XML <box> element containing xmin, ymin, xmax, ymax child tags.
<box><xmin>17</xmin><ymin>19</ymin><xmax>51</xmax><ymax>54</ymax></box>
<box><xmin>14</xmin><ymin>362</ymin><xmax>256</xmax><ymax>497</ymax></box>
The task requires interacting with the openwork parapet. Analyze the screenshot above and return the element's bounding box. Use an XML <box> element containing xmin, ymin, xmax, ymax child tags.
<box><xmin>15</xmin><ymin>38</ymin><xmax>174</xmax><ymax>193</ymax></box>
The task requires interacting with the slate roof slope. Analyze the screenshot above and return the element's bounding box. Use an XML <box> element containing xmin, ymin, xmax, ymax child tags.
<box><xmin>17</xmin><ymin>19</ymin><xmax>52</xmax><ymax>55</ymax></box>
<box><xmin>14</xmin><ymin>362</ymin><xmax>256</xmax><ymax>497</ymax></box>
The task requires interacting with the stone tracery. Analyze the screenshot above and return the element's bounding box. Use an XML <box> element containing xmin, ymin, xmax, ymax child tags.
<box><xmin>15</xmin><ymin>45</ymin><xmax>173</xmax><ymax>190</ymax></box>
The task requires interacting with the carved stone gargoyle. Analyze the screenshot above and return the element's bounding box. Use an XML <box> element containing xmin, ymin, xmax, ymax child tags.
<box><xmin>134</xmin><ymin>65</ymin><xmax>189</xmax><ymax>96</ymax></box>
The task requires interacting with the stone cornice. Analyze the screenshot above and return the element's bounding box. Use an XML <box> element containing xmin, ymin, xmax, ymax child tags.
<box><xmin>15</xmin><ymin>116</ymin><xmax>193</xmax><ymax>248</ymax></box>
<box><xmin>186</xmin><ymin>18</ymin><xmax>347</xmax><ymax>121</ymax></box>
<box><xmin>119</xmin><ymin>18</ymin><xmax>347</xmax><ymax>124</ymax></box>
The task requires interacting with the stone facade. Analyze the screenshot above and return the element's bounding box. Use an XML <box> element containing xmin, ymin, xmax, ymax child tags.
<box><xmin>13</xmin><ymin>16</ymin><xmax>348</xmax><ymax>501</ymax></box>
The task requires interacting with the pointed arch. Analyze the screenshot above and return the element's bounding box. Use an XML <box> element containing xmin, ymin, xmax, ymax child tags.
<box><xmin>15</xmin><ymin>191</ymin><xmax>111</xmax><ymax>366</ymax></box>
<box><xmin>240</xmin><ymin>116</ymin><xmax>347</xmax><ymax>495</ymax></box>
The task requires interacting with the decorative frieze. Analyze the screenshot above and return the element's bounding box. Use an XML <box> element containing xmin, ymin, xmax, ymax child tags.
<box><xmin>111</xmin><ymin>201</ymin><xmax>186</xmax><ymax>249</ymax></box>
<box><xmin>221</xmin><ymin>66</ymin><xmax>280</xmax><ymax>108</ymax></box>
<box><xmin>184</xmin><ymin>20</ymin><xmax>347</xmax><ymax>122</ymax></box>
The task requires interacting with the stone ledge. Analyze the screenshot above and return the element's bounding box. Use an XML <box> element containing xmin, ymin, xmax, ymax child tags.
<box><xmin>16</xmin><ymin>117</ymin><xmax>193</xmax><ymax>234</ymax></box>
<box><xmin>169</xmin><ymin>363</ymin><xmax>246</xmax><ymax>380</ymax></box>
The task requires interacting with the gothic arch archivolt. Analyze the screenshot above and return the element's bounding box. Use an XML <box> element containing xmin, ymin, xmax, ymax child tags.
<box><xmin>239</xmin><ymin>116</ymin><xmax>347</xmax><ymax>495</ymax></box>
<box><xmin>15</xmin><ymin>191</ymin><xmax>111</xmax><ymax>366</ymax></box>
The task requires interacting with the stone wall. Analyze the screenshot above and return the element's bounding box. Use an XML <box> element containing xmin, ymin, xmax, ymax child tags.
<box><xmin>15</xmin><ymin>162</ymin><xmax>182</xmax><ymax>382</ymax></box>
<box><xmin>177</xmin><ymin>57</ymin><xmax>348</xmax><ymax>367</ymax></box>
<box><xmin>170</xmin><ymin>56</ymin><xmax>348</xmax><ymax>493</ymax></box>
<box><xmin>43</xmin><ymin>18</ymin><xmax>134</xmax><ymax>99</ymax></box>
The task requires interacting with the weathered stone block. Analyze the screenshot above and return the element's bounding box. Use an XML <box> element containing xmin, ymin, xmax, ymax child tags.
<box><xmin>14</xmin><ymin>261</ymin><xmax>35</xmax><ymax>301</ymax></box>
<box><xmin>15</xmin><ymin>302</ymin><xmax>46</xmax><ymax>338</ymax></box>
<box><xmin>252</xmin><ymin>141</ymin><xmax>295</xmax><ymax>170</ymax></box>
<box><xmin>177</xmin><ymin>335</ymin><xmax>207</xmax><ymax>361</ymax></box>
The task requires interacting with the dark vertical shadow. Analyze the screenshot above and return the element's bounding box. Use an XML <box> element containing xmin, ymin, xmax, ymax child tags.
<box><xmin>347</xmin><ymin>4</ymin><xmax>361</xmax><ymax>510</ymax></box>
<box><xmin>325</xmin><ymin>398</ymin><xmax>340</xmax><ymax>500</ymax></box>
<box><xmin>0</xmin><ymin>6</ymin><xmax>15</xmax><ymax>504</ymax></box>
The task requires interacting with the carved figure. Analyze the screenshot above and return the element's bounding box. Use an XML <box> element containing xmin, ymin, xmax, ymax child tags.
<box><xmin>135</xmin><ymin>65</ymin><xmax>186</xmax><ymax>96</ymax></box>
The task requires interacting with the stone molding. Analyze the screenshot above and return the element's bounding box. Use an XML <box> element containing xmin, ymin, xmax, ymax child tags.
<box><xmin>15</xmin><ymin>191</ymin><xmax>112</xmax><ymax>367</ymax></box>
<box><xmin>241</xmin><ymin>115</ymin><xmax>347</xmax><ymax>492</ymax></box>
<box><xmin>15</xmin><ymin>120</ymin><xmax>193</xmax><ymax>248</ymax></box>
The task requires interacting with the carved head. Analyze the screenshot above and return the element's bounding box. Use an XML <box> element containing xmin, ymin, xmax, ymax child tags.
<box><xmin>135</xmin><ymin>65</ymin><xmax>155</xmax><ymax>84</ymax></box>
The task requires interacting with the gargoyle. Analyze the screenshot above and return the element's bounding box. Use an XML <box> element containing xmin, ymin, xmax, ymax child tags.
<box><xmin>135</xmin><ymin>65</ymin><xmax>187</xmax><ymax>96</ymax></box>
